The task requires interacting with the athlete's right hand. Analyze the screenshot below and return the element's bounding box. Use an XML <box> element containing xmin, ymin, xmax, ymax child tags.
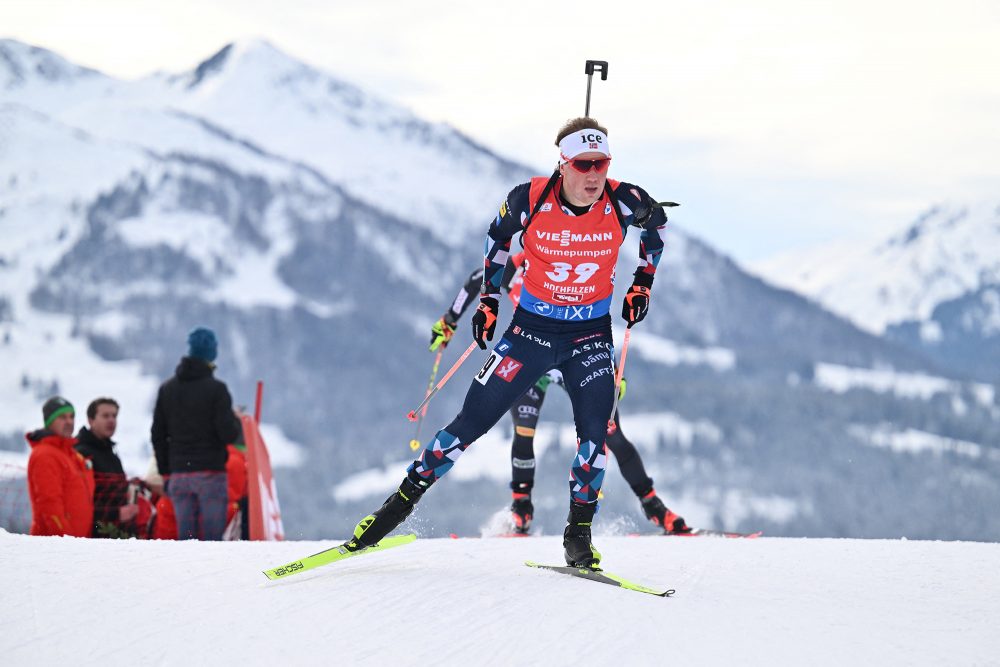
<box><xmin>429</xmin><ymin>315</ymin><xmax>457</xmax><ymax>351</ymax></box>
<box><xmin>471</xmin><ymin>296</ymin><xmax>499</xmax><ymax>349</ymax></box>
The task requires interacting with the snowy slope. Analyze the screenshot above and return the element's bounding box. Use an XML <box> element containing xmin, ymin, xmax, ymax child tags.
<box><xmin>756</xmin><ymin>201</ymin><xmax>1000</xmax><ymax>335</ymax></box>
<box><xmin>0</xmin><ymin>103</ymin><xmax>160</xmax><ymax>463</ymax></box>
<box><xmin>2</xmin><ymin>529</ymin><xmax>998</xmax><ymax>666</ymax></box>
<box><xmin>0</xmin><ymin>35</ymin><xmax>531</xmax><ymax>462</ymax></box>
<box><xmin>0</xmin><ymin>100</ymin><xmax>312</xmax><ymax>470</ymax></box>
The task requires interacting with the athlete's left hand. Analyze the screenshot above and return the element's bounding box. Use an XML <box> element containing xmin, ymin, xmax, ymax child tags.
<box><xmin>622</xmin><ymin>283</ymin><xmax>651</xmax><ymax>326</ymax></box>
<box><xmin>632</xmin><ymin>199</ymin><xmax>654</xmax><ymax>226</ymax></box>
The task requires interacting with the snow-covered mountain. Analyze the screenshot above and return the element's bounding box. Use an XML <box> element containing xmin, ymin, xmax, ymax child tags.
<box><xmin>756</xmin><ymin>201</ymin><xmax>1000</xmax><ymax>381</ymax></box>
<box><xmin>2</xmin><ymin>38</ymin><xmax>999</xmax><ymax>542</ymax></box>
<box><xmin>3</xmin><ymin>38</ymin><xmax>530</xmax><ymax>247</ymax></box>
<box><xmin>0</xmin><ymin>36</ymin><xmax>521</xmax><ymax>457</ymax></box>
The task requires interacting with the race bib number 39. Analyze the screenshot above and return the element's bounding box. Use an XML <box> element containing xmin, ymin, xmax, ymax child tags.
<box><xmin>476</xmin><ymin>351</ymin><xmax>502</xmax><ymax>385</ymax></box>
<box><xmin>545</xmin><ymin>261</ymin><xmax>599</xmax><ymax>284</ymax></box>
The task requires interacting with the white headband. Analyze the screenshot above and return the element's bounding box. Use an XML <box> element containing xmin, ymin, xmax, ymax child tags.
<box><xmin>558</xmin><ymin>129</ymin><xmax>611</xmax><ymax>161</ymax></box>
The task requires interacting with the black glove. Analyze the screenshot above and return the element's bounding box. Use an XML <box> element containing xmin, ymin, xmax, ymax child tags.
<box><xmin>632</xmin><ymin>199</ymin><xmax>654</xmax><ymax>227</ymax></box>
<box><xmin>622</xmin><ymin>274</ymin><xmax>653</xmax><ymax>326</ymax></box>
<box><xmin>471</xmin><ymin>296</ymin><xmax>499</xmax><ymax>349</ymax></box>
<box><xmin>429</xmin><ymin>315</ymin><xmax>457</xmax><ymax>351</ymax></box>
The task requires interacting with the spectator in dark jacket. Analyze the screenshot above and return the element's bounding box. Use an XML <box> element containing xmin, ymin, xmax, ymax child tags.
<box><xmin>151</xmin><ymin>327</ymin><xmax>240</xmax><ymax>540</ymax></box>
<box><xmin>75</xmin><ymin>397</ymin><xmax>139</xmax><ymax>538</ymax></box>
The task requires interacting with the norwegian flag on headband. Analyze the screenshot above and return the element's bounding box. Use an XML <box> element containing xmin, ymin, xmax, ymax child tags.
<box><xmin>558</xmin><ymin>129</ymin><xmax>611</xmax><ymax>160</ymax></box>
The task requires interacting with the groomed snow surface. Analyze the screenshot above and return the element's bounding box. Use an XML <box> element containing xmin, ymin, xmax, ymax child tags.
<box><xmin>2</xmin><ymin>528</ymin><xmax>998</xmax><ymax>665</ymax></box>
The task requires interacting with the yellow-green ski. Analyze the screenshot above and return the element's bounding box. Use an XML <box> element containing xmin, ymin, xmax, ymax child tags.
<box><xmin>525</xmin><ymin>561</ymin><xmax>674</xmax><ymax>597</ymax></box>
<box><xmin>263</xmin><ymin>534</ymin><xmax>416</xmax><ymax>580</ymax></box>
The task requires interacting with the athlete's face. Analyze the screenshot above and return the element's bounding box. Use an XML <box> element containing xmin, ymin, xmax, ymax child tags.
<box><xmin>559</xmin><ymin>151</ymin><xmax>609</xmax><ymax>207</ymax></box>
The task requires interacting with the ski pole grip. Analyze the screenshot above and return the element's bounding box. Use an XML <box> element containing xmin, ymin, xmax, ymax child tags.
<box><xmin>585</xmin><ymin>60</ymin><xmax>609</xmax><ymax>80</ymax></box>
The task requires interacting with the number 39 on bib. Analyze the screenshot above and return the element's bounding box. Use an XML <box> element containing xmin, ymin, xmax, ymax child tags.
<box><xmin>545</xmin><ymin>261</ymin><xmax>599</xmax><ymax>284</ymax></box>
<box><xmin>476</xmin><ymin>351</ymin><xmax>502</xmax><ymax>385</ymax></box>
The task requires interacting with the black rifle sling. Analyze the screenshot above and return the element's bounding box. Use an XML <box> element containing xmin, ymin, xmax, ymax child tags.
<box><xmin>518</xmin><ymin>169</ymin><xmax>560</xmax><ymax>249</ymax></box>
<box><xmin>604</xmin><ymin>181</ymin><xmax>626</xmax><ymax>229</ymax></box>
<box><xmin>518</xmin><ymin>173</ymin><xmax>628</xmax><ymax>248</ymax></box>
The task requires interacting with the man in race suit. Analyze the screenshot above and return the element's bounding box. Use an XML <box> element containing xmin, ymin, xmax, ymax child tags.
<box><xmin>429</xmin><ymin>256</ymin><xmax>691</xmax><ymax>535</ymax></box>
<box><xmin>347</xmin><ymin>117</ymin><xmax>669</xmax><ymax>568</ymax></box>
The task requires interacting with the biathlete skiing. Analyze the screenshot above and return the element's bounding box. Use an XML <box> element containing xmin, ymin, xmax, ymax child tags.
<box><xmin>344</xmin><ymin>117</ymin><xmax>669</xmax><ymax>568</ymax></box>
<box><xmin>429</xmin><ymin>253</ymin><xmax>690</xmax><ymax>536</ymax></box>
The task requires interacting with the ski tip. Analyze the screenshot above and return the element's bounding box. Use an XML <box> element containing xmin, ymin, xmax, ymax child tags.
<box><xmin>406</xmin><ymin>411</ymin><xmax>418</xmax><ymax>422</ymax></box>
<box><xmin>262</xmin><ymin>561</ymin><xmax>305</xmax><ymax>581</ymax></box>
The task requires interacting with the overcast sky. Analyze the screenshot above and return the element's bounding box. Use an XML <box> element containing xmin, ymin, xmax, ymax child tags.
<box><xmin>4</xmin><ymin>0</ymin><xmax>999</xmax><ymax>263</ymax></box>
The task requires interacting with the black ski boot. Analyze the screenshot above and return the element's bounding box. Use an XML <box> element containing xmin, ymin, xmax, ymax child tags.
<box><xmin>345</xmin><ymin>473</ymin><xmax>428</xmax><ymax>551</ymax></box>
<box><xmin>510</xmin><ymin>481</ymin><xmax>533</xmax><ymax>534</ymax></box>
<box><xmin>641</xmin><ymin>492</ymin><xmax>691</xmax><ymax>534</ymax></box>
<box><xmin>511</xmin><ymin>495</ymin><xmax>533</xmax><ymax>534</ymax></box>
<box><xmin>563</xmin><ymin>501</ymin><xmax>601</xmax><ymax>568</ymax></box>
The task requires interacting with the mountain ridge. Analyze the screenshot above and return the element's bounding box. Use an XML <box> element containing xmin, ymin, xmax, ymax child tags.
<box><xmin>754</xmin><ymin>199</ymin><xmax>1000</xmax><ymax>381</ymax></box>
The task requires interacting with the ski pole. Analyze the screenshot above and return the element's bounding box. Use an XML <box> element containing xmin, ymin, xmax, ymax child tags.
<box><xmin>406</xmin><ymin>341</ymin><xmax>479</xmax><ymax>422</ymax></box>
<box><xmin>607</xmin><ymin>325</ymin><xmax>632</xmax><ymax>432</ymax></box>
<box><xmin>409</xmin><ymin>348</ymin><xmax>444</xmax><ymax>450</ymax></box>
<box><xmin>584</xmin><ymin>60</ymin><xmax>609</xmax><ymax>117</ymax></box>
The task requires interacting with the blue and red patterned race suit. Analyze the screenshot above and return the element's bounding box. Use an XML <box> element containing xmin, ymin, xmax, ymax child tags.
<box><xmin>408</xmin><ymin>176</ymin><xmax>666</xmax><ymax>504</ymax></box>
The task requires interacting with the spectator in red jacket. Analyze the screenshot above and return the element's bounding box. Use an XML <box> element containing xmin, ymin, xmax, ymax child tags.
<box><xmin>26</xmin><ymin>396</ymin><xmax>94</xmax><ymax>537</ymax></box>
<box><xmin>225</xmin><ymin>442</ymin><xmax>248</xmax><ymax>539</ymax></box>
<box><xmin>144</xmin><ymin>459</ymin><xmax>178</xmax><ymax>540</ymax></box>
